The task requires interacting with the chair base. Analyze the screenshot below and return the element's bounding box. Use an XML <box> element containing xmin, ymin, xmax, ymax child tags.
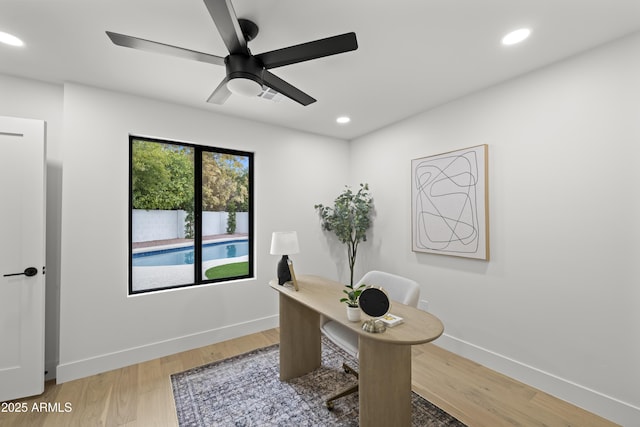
<box><xmin>325</xmin><ymin>362</ymin><xmax>359</xmax><ymax>410</ymax></box>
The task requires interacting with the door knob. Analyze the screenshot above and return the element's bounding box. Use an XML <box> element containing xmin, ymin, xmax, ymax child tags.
<box><xmin>3</xmin><ymin>267</ymin><xmax>38</xmax><ymax>277</ymax></box>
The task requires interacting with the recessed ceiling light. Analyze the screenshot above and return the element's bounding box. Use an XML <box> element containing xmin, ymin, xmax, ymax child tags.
<box><xmin>0</xmin><ymin>31</ymin><xmax>24</xmax><ymax>47</ymax></box>
<box><xmin>501</xmin><ymin>28</ymin><xmax>531</xmax><ymax>46</ymax></box>
<box><xmin>336</xmin><ymin>116</ymin><xmax>351</xmax><ymax>124</ymax></box>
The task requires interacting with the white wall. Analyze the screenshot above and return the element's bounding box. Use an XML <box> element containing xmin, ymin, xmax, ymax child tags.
<box><xmin>0</xmin><ymin>74</ymin><xmax>63</xmax><ymax>380</ymax></box>
<box><xmin>57</xmin><ymin>83</ymin><xmax>349</xmax><ymax>382</ymax></box>
<box><xmin>132</xmin><ymin>209</ymin><xmax>186</xmax><ymax>242</ymax></box>
<box><xmin>349</xmin><ymin>32</ymin><xmax>640</xmax><ymax>425</ymax></box>
<box><xmin>131</xmin><ymin>209</ymin><xmax>250</xmax><ymax>241</ymax></box>
<box><xmin>201</xmin><ymin>211</ymin><xmax>249</xmax><ymax>236</ymax></box>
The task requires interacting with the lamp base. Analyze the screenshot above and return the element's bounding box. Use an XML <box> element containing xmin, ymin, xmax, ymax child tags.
<box><xmin>362</xmin><ymin>319</ymin><xmax>386</xmax><ymax>333</ymax></box>
<box><xmin>277</xmin><ymin>255</ymin><xmax>291</xmax><ymax>285</ymax></box>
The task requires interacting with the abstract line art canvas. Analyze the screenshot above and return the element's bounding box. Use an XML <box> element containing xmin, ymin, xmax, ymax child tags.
<box><xmin>411</xmin><ymin>145</ymin><xmax>489</xmax><ymax>260</ymax></box>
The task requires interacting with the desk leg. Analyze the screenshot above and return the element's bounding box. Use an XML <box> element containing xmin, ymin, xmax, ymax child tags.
<box><xmin>359</xmin><ymin>338</ymin><xmax>411</xmax><ymax>427</ymax></box>
<box><xmin>278</xmin><ymin>293</ymin><xmax>321</xmax><ymax>380</ymax></box>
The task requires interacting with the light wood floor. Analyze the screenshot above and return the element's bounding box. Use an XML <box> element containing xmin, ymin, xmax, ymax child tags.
<box><xmin>0</xmin><ymin>328</ymin><xmax>618</xmax><ymax>427</ymax></box>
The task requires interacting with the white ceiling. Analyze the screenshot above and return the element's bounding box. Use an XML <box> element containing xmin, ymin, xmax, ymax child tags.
<box><xmin>1</xmin><ymin>0</ymin><xmax>640</xmax><ymax>140</ymax></box>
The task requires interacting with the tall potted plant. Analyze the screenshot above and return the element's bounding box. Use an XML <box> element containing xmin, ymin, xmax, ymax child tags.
<box><xmin>315</xmin><ymin>183</ymin><xmax>374</xmax><ymax>288</ymax></box>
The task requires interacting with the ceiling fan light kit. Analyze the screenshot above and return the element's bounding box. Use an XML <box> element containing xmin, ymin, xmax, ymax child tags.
<box><xmin>106</xmin><ymin>0</ymin><xmax>358</xmax><ymax>106</ymax></box>
<box><xmin>227</xmin><ymin>77</ymin><xmax>263</xmax><ymax>97</ymax></box>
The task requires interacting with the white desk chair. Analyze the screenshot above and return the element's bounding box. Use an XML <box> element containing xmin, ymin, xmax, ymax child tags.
<box><xmin>321</xmin><ymin>270</ymin><xmax>420</xmax><ymax>409</ymax></box>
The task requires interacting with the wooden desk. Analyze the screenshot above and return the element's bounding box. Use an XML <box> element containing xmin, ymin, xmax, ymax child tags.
<box><xmin>270</xmin><ymin>275</ymin><xmax>444</xmax><ymax>427</ymax></box>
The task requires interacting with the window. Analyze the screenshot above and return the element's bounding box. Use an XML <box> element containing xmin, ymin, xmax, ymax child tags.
<box><xmin>129</xmin><ymin>135</ymin><xmax>253</xmax><ymax>294</ymax></box>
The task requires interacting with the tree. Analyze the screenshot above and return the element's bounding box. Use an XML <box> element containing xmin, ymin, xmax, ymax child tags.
<box><xmin>202</xmin><ymin>153</ymin><xmax>248</xmax><ymax>211</ymax></box>
<box><xmin>234</xmin><ymin>168</ymin><xmax>250</xmax><ymax>212</ymax></box>
<box><xmin>226</xmin><ymin>201</ymin><xmax>237</xmax><ymax>234</ymax></box>
<box><xmin>131</xmin><ymin>140</ymin><xmax>193</xmax><ymax>210</ymax></box>
<box><xmin>315</xmin><ymin>183</ymin><xmax>374</xmax><ymax>286</ymax></box>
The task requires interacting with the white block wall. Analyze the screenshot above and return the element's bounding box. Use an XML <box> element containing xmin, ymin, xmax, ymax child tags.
<box><xmin>132</xmin><ymin>209</ymin><xmax>249</xmax><ymax>242</ymax></box>
<box><xmin>132</xmin><ymin>210</ymin><xmax>181</xmax><ymax>242</ymax></box>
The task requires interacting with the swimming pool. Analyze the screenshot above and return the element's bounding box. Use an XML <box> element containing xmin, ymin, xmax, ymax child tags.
<box><xmin>132</xmin><ymin>240</ymin><xmax>248</xmax><ymax>266</ymax></box>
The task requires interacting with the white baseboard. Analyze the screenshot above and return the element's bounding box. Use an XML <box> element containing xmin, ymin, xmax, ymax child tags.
<box><xmin>435</xmin><ymin>333</ymin><xmax>639</xmax><ymax>427</ymax></box>
<box><xmin>56</xmin><ymin>315</ymin><xmax>278</xmax><ymax>384</ymax></box>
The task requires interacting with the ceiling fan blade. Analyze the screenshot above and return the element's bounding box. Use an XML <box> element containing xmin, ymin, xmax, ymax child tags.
<box><xmin>207</xmin><ymin>77</ymin><xmax>232</xmax><ymax>104</ymax></box>
<box><xmin>262</xmin><ymin>71</ymin><xmax>315</xmax><ymax>106</ymax></box>
<box><xmin>257</xmin><ymin>32</ymin><xmax>358</xmax><ymax>70</ymax></box>
<box><xmin>203</xmin><ymin>0</ymin><xmax>248</xmax><ymax>55</ymax></box>
<box><xmin>106</xmin><ymin>31</ymin><xmax>226</xmax><ymax>66</ymax></box>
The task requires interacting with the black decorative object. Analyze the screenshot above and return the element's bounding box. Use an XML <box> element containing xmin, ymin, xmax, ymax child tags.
<box><xmin>359</xmin><ymin>287</ymin><xmax>390</xmax><ymax>333</ymax></box>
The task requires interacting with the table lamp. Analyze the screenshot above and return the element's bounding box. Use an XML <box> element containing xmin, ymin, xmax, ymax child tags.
<box><xmin>270</xmin><ymin>231</ymin><xmax>300</xmax><ymax>285</ymax></box>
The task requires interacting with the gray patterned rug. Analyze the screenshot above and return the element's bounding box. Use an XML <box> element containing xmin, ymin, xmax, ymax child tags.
<box><xmin>171</xmin><ymin>336</ymin><xmax>467</xmax><ymax>426</ymax></box>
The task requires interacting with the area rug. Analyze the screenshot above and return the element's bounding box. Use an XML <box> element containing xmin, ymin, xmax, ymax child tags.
<box><xmin>171</xmin><ymin>337</ymin><xmax>467</xmax><ymax>426</ymax></box>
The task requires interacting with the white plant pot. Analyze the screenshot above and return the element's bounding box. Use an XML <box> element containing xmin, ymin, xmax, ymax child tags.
<box><xmin>346</xmin><ymin>306</ymin><xmax>361</xmax><ymax>322</ymax></box>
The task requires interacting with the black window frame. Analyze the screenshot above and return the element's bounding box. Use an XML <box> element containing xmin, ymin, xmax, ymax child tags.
<box><xmin>128</xmin><ymin>134</ymin><xmax>254</xmax><ymax>295</ymax></box>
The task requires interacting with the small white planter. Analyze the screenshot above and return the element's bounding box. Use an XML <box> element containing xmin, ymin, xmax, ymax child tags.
<box><xmin>346</xmin><ymin>306</ymin><xmax>361</xmax><ymax>322</ymax></box>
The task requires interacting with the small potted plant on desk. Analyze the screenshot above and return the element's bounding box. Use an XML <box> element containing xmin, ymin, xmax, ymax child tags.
<box><xmin>341</xmin><ymin>283</ymin><xmax>366</xmax><ymax>321</ymax></box>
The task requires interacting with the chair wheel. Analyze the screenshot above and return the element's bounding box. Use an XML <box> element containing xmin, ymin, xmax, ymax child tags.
<box><xmin>326</xmin><ymin>401</ymin><xmax>334</xmax><ymax>411</ymax></box>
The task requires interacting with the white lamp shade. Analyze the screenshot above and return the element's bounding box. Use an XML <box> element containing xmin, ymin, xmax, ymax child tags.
<box><xmin>270</xmin><ymin>231</ymin><xmax>300</xmax><ymax>255</ymax></box>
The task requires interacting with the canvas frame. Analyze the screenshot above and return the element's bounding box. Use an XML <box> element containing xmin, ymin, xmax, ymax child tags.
<box><xmin>411</xmin><ymin>144</ymin><xmax>489</xmax><ymax>260</ymax></box>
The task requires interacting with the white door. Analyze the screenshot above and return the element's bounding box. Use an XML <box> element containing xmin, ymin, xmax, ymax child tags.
<box><xmin>0</xmin><ymin>116</ymin><xmax>46</xmax><ymax>402</ymax></box>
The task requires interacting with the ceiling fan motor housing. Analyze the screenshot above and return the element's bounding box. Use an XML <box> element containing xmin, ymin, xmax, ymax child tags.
<box><xmin>225</xmin><ymin>54</ymin><xmax>264</xmax><ymax>86</ymax></box>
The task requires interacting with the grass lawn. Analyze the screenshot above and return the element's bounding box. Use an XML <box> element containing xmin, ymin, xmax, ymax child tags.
<box><xmin>205</xmin><ymin>262</ymin><xmax>249</xmax><ymax>280</ymax></box>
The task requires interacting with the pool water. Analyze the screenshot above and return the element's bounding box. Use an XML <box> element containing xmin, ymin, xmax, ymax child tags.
<box><xmin>132</xmin><ymin>240</ymin><xmax>248</xmax><ymax>266</ymax></box>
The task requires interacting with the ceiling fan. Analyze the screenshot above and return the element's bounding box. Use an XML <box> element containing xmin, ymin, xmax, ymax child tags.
<box><xmin>106</xmin><ymin>0</ymin><xmax>358</xmax><ymax>106</ymax></box>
